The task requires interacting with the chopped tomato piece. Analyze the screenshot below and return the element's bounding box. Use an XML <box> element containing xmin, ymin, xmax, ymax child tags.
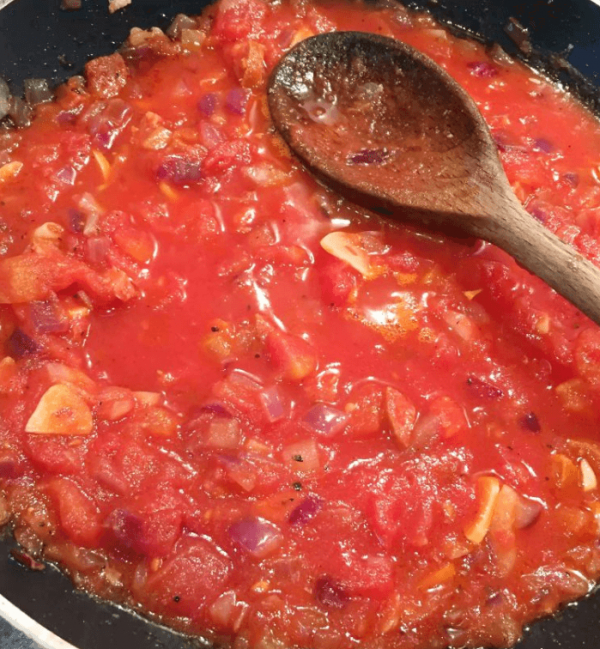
<box><xmin>45</xmin><ymin>478</ymin><xmax>101</xmax><ymax>547</ymax></box>
<box><xmin>429</xmin><ymin>395</ymin><xmax>467</xmax><ymax>438</ymax></box>
<box><xmin>385</xmin><ymin>387</ymin><xmax>417</xmax><ymax>448</ymax></box>
<box><xmin>345</xmin><ymin>384</ymin><xmax>385</xmax><ymax>437</ymax></box>
<box><xmin>212</xmin><ymin>0</ymin><xmax>267</xmax><ymax>41</ymax></box>
<box><xmin>85</xmin><ymin>53</ymin><xmax>128</xmax><ymax>99</ymax></box>
<box><xmin>141</xmin><ymin>537</ymin><xmax>232</xmax><ymax>618</ymax></box>
<box><xmin>265</xmin><ymin>329</ymin><xmax>318</xmax><ymax>382</ymax></box>
<box><xmin>319</xmin><ymin>258</ymin><xmax>359</xmax><ymax>307</ymax></box>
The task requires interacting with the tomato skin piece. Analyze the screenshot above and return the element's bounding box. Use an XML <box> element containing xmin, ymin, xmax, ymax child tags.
<box><xmin>385</xmin><ymin>387</ymin><xmax>417</xmax><ymax>448</ymax></box>
<box><xmin>319</xmin><ymin>258</ymin><xmax>359</xmax><ymax>307</ymax></box>
<box><xmin>25</xmin><ymin>437</ymin><xmax>83</xmax><ymax>475</ymax></box>
<box><xmin>265</xmin><ymin>329</ymin><xmax>318</xmax><ymax>382</ymax></box>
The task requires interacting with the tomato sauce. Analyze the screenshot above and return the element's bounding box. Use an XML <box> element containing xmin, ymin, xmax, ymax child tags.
<box><xmin>2</xmin><ymin>1</ymin><xmax>600</xmax><ymax>648</ymax></box>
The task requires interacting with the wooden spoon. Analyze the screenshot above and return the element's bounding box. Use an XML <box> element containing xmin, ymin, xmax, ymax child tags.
<box><xmin>268</xmin><ymin>31</ymin><xmax>600</xmax><ymax>325</ymax></box>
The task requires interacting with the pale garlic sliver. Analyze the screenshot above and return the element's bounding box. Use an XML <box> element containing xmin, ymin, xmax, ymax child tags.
<box><xmin>30</xmin><ymin>222</ymin><xmax>64</xmax><ymax>254</ymax></box>
<box><xmin>580</xmin><ymin>458</ymin><xmax>598</xmax><ymax>492</ymax></box>
<box><xmin>92</xmin><ymin>150</ymin><xmax>112</xmax><ymax>182</ymax></box>
<box><xmin>133</xmin><ymin>391</ymin><xmax>162</xmax><ymax>407</ymax></box>
<box><xmin>464</xmin><ymin>475</ymin><xmax>501</xmax><ymax>544</ymax></box>
<box><xmin>25</xmin><ymin>383</ymin><xmax>93</xmax><ymax>435</ymax></box>
<box><xmin>0</xmin><ymin>161</ymin><xmax>23</xmax><ymax>182</ymax></box>
<box><xmin>320</xmin><ymin>231</ymin><xmax>371</xmax><ymax>277</ymax></box>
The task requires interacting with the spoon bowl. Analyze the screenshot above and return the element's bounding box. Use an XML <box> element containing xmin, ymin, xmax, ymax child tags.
<box><xmin>268</xmin><ymin>32</ymin><xmax>600</xmax><ymax>325</ymax></box>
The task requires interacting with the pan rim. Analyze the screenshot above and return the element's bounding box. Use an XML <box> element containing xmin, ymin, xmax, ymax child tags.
<box><xmin>0</xmin><ymin>593</ymin><xmax>77</xmax><ymax>649</ymax></box>
<box><xmin>1</xmin><ymin>0</ymin><xmax>600</xmax><ymax>648</ymax></box>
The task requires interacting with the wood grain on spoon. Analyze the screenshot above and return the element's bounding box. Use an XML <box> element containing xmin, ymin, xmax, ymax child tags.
<box><xmin>268</xmin><ymin>31</ymin><xmax>600</xmax><ymax>325</ymax></box>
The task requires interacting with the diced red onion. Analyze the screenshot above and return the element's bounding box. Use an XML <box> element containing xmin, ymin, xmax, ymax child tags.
<box><xmin>347</xmin><ymin>148</ymin><xmax>389</xmax><ymax>165</ymax></box>
<box><xmin>24</xmin><ymin>79</ymin><xmax>53</xmax><ymax>105</ymax></box>
<box><xmin>108</xmin><ymin>509</ymin><xmax>145</xmax><ymax>554</ymax></box>
<box><xmin>96</xmin><ymin>389</ymin><xmax>135</xmax><ymax>421</ymax></box>
<box><xmin>198</xmin><ymin>403</ymin><xmax>232</xmax><ymax>417</ymax></box>
<box><xmin>225</xmin><ymin>88</ymin><xmax>248</xmax><ymax>116</ymax></box>
<box><xmin>207</xmin><ymin>417</ymin><xmax>241</xmax><ymax>449</ymax></box>
<box><xmin>68</xmin><ymin>209</ymin><xmax>85</xmax><ymax>233</ymax></box>
<box><xmin>492</xmin><ymin>132</ymin><xmax>509</xmax><ymax>152</ymax></box>
<box><xmin>156</xmin><ymin>155</ymin><xmax>203</xmax><ymax>185</ymax></box>
<box><xmin>0</xmin><ymin>78</ymin><xmax>10</xmax><ymax>120</ymax></box>
<box><xmin>224</xmin><ymin>460</ymin><xmax>256</xmax><ymax>492</ymax></box>
<box><xmin>0</xmin><ymin>452</ymin><xmax>20</xmax><ymax>479</ymax></box>
<box><xmin>216</xmin><ymin>453</ymin><xmax>241</xmax><ymax>468</ymax></box>
<box><xmin>56</xmin><ymin>166</ymin><xmax>77</xmax><ymax>185</ymax></box>
<box><xmin>486</xmin><ymin>592</ymin><xmax>504</xmax><ymax>607</ymax></box>
<box><xmin>303</xmin><ymin>404</ymin><xmax>347</xmax><ymax>437</ymax></box>
<box><xmin>314</xmin><ymin>576</ymin><xmax>349</xmax><ymax>609</ymax></box>
<box><xmin>77</xmin><ymin>193</ymin><xmax>102</xmax><ymax>236</ymax></box>
<box><xmin>520</xmin><ymin>412</ymin><xmax>540</xmax><ymax>433</ymax></box>
<box><xmin>10</xmin><ymin>549</ymin><xmax>45</xmax><ymax>571</ymax></box>
<box><xmin>411</xmin><ymin>413</ymin><xmax>441</xmax><ymax>448</ymax></box>
<box><xmin>467</xmin><ymin>61</ymin><xmax>499</xmax><ymax>78</ymax></box>
<box><xmin>515</xmin><ymin>498</ymin><xmax>543</xmax><ymax>529</ymax></box>
<box><xmin>8</xmin><ymin>97</ymin><xmax>32</xmax><ymax>128</ymax></box>
<box><xmin>563</xmin><ymin>172</ymin><xmax>579</xmax><ymax>187</ymax></box>
<box><xmin>57</xmin><ymin>109</ymin><xmax>79</xmax><ymax>126</ymax></box>
<box><xmin>86</xmin><ymin>237</ymin><xmax>110</xmax><ymax>265</ymax></box>
<box><xmin>166</xmin><ymin>13</ymin><xmax>197</xmax><ymax>39</ymax></box>
<box><xmin>83</xmin><ymin>212</ymin><xmax>100</xmax><ymax>237</ymax></box>
<box><xmin>228</xmin><ymin>517</ymin><xmax>282</xmax><ymax>558</ymax></box>
<box><xmin>6</xmin><ymin>328</ymin><xmax>38</xmax><ymax>359</ymax></box>
<box><xmin>528</xmin><ymin>206</ymin><xmax>547</xmax><ymax>223</ymax></box>
<box><xmin>200</xmin><ymin>122</ymin><xmax>224</xmax><ymax>149</ymax></box>
<box><xmin>288</xmin><ymin>495</ymin><xmax>322</xmax><ymax>526</ymax></box>
<box><xmin>87</xmin><ymin>99</ymin><xmax>132</xmax><ymax>150</ymax></box>
<box><xmin>209</xmin><ymin>590</ymin><xmax>240</xmax><ymax>627</ymax></box>
<box><xmin>228</xmin><ymin>369</ymin><xmax>263</xmax><ymax>390</ymax></box>
<box><xmin>198</xmin><ymin>93</ymin><xmax>217</xmax><ymax>116</ymax></box>
<box><xmin>30</xmin><ymin>301</ymin><xmax>68</xmax><ymax>334</ymax></box>
<box><xmin>259</xmin><ymin>386</ymin><xmax>286</xmax><ymax>423</ymax></box>
<box><xmin>466</xmin><ymin>376</ymin><xmax>503</xmax><ymax>399</ymax></box>
<box><xmin>533</xmin><ymin>138</ymin><xmax>553</xmax><ymax>153</ymax></box>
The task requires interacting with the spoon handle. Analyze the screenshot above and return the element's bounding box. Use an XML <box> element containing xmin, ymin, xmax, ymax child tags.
<box><xmin>481</xmin><ymin>201</ymin><xmax>600</xmax><ymax>326</ymax></box>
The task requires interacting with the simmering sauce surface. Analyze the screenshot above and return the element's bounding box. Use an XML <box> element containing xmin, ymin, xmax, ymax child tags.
<box><xmin>2</xmin><ymin>2</ymin><xmax>600</xmax><ymax>648</ymax></box>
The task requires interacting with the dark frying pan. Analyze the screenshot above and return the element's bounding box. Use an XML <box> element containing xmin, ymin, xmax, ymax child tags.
<box><xmin>1</xmin><ymin>0</ymin><xmax>600</xmax><ymax>648</ymax></box>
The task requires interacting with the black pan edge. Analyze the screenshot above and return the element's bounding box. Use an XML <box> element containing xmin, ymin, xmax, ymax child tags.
<box><xmin>1</xmin><ymin>1</ymin><xmax>600</xmax><ymax>648</ymax></box>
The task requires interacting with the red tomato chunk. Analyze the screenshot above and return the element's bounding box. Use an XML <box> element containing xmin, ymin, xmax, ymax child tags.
<box><xmin>2</xmin><ymin>2</ymin><xmax>600</xmax><ymax>649</ymax></box>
